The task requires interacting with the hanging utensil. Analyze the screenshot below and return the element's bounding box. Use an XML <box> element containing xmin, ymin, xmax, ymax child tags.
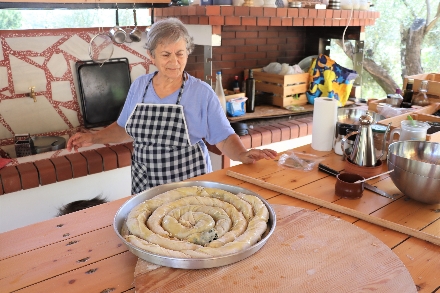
<box><xmin>129</xmin><ymin>6</ymin><xmax>142</xmax><ymax>42</ymax></box>
<box><xmin>109</xmin><ymin>4</ymin><xmax>126</xmax><ymax>44</ymax></box>
<box><xmin>89</xmin><ymin>5</ymin><xmax>114</xmax><ymax>66</ymax></box>
<box><xmin>124</xmin><ymin>8</ymin><xmax>133</xmax><ymax>44</ymax></box>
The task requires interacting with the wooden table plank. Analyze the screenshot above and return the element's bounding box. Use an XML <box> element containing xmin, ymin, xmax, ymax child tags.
<box><xmin>0</xmin><ymin>197</ymin><xmax>130</xmax><ymax>260</ymax></box>
<box><xmin>232</xmin><ymin>170</ymin><xmax>440</xmax><ymax>243</ymax></box>
<box><xmin>134</xmin><ymin>205</ymin><xmax>416</xmax><ymax>292</ymax></box>
<box><xmin>392</xmin><ymin>237</ymin><xmax>440</xmax><ymax>293</ymax></box>
<box><xmin>0</xmin><ymin>226</ymin><xmax>127</xmax><ymax>292</ymax></box>
<box><xmin>353</xmin><ymin>220</ymin><xmax>409</xmax><ymax>248</ymax></box>
<box><xmin>268</xmin><ymin>194</ymin><xmax>320</xmax><ymax>210</ymax></box>
<box><xmin>1</xmin><ymin>143</ymin><xmax>438</xmax><ymax>293</ymax></box>
<box><xmin>268</xmin><ymin>189</ymin><xmax>410</xmax><ymax>248</ymax></box>
<box><xmin>16</xmin><ymin>252</ymin><xmax>137</xmax><ymax>293</ymax></box>
<box><xmin>370</xmin><ymin>197</ymin><xmax>440</xmax><ymax>230</ymax></box>
<box><xmin>422</xmin><ymin>218</ymin><xmax>440</xmax><ymax>237</ymax></box>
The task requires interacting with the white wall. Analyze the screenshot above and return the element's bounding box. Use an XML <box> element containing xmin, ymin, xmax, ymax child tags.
<box><xmin>0</xmin><ymin>136</ymin><xmax>311</xmax><ymax>233</ymax></box>
<box><xmin>0</xmin><ymin>167</ymin><xmax>131</xmax><ymax>233</ymax></box>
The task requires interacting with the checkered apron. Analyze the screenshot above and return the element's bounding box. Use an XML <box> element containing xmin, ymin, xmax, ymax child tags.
<box><xmin>125</xmin><ymin>72</ymin><xmax>207</xmax><ymax>194</ymax></box>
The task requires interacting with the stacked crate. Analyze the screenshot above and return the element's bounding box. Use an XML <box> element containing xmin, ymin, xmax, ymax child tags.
<box><xmin>251</xmin><ymin>69</ymin><xmax>310</xmax><ymax>108</ymax></box>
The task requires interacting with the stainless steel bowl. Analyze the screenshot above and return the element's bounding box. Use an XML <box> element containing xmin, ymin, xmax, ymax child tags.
<box><xmin>113</xmin><ymin>181</ymin><xmax>276</xmax><ymax>269</ymax></box>
<box><xmin>387</xmin><ymin>141</ymin><xmax>440</xmax><ymax>204</ymax></box>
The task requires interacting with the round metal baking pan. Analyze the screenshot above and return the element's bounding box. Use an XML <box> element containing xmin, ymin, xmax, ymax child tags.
<box><xmin>113</xmin><ymin>181</ymin><xmax>276</xmax><ymax>269</ymax></box>
<box><xmin>31</xmin><ymin>136</ymin><xmax>66</xmax><ymax>154</ymax></box>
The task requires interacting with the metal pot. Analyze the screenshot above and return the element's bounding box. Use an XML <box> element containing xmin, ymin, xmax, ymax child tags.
<box><xmin>109</xmin><ymin>6</ymin><xmax>126</xmax><ymax>44</ymax></box>
<box><xmin>31</xmin><ymin>136</ymin><xmax>66</xmax><ymax>154</ymax></box>
<box><xmin>386</xmin><ymin>94</ymin><xmax>403</xmax><ymax>107</ymax></box>
<box><xmin>129</xmin><ymin>8</ymin><xmax>142</xmax><ymax>42</ymax></box>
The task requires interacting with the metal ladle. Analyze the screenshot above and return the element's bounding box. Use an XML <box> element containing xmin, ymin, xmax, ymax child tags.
<box><xmin>129</xmin><ymin>7</ymin><xmax>142</xmax><ymax>42</ymax></box>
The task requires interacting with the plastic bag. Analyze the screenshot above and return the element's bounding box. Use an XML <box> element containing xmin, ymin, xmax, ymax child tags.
<box><xmin>378</xmin><ymin>105</ymin><xmax>415</xmax><ymax>118</ymax></box>
<box><xmin>263</xmin><ymin>62</ymin><xmax>282</xmax><ymax>74</ymax></box>
<box><xmin>284</xmin><ymin>105</ymin><xmax>305</xmax><ymax>111</ymax></box>
<box><xmin>226</xmin><ymin>97</ymin><xmax>248</xmax><ymax>117</ymax></box>
<box><xmin>263</xmin><ymin>62</ymin><xmax>304</xmax><ymax>75</ymax></box>
<box><xmin>278</xmin><ymin>151</ymin><xmax>325</xmax><ymax>171</ymax></box>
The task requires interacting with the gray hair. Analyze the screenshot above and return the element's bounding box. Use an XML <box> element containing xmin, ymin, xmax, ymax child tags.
<box><xmin>145</xmin><ymin>18</ymin><xmax>195</xmax><ymax>57</ymax></box>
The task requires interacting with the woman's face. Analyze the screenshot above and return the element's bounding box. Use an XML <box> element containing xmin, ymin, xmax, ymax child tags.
<box><xmin>150</xmin><ymin>38</ymin><xmax>188</xmax><ymax>80</ymax></box>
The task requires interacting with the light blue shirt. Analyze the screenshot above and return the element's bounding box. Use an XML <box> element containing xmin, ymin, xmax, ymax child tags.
<box><xmin>117</xmin><ymin>72</ymin><xmax>235</xmax><ymax>172</ymax></box>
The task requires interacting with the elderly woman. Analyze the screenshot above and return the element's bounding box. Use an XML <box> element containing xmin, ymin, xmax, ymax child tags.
<box><xmin>67</xmin><ymin>17</ymin><xmax>277</xmax><ymax>194</ymax></box>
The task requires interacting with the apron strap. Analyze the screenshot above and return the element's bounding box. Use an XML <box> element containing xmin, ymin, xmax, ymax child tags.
<box><xmin>142</xmin><ymin>71</ymin><xmax>186</xmax><ymax>105</ymax></box>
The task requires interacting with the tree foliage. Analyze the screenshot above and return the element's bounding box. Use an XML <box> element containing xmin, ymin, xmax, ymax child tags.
<box><xmin>331</xmin><ymin>0</ymin><xmax>440</xmax><ymax>99</ymax></box>
<box><xmin>0</xmin><ymin>10</ymin><xmax>22</xmax><ymax>29</ymax></box>
<box><xmin>17</xmin><ymin>9</ymin><xmax>150</xmax><ymax>30</ymax></box>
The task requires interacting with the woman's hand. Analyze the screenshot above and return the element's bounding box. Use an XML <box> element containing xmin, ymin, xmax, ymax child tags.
<box><xmin>238</xmin><ymin>149</ymin><xmax>278</xmax><ymax>164</ymax></box>
<box><xmin>67</xmin><ymin>132</ymin><xmax>94</xmax><ymax>152</ymax></box>
<box><xmin>216</xmin><ymin>134</ymin><xmax>278</xmax><ymax>164</ymax></box>
<box><xmin>67</xmin><ymin>122</ymin><xmax>132</xmax><ymax>152</ymax></box>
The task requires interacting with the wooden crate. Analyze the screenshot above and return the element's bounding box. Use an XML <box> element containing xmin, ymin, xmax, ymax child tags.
<box><xmin>368</xmin><ymin>98</ymin><xmax>386</xmax><ymax>112</ymax></box>
<box><xmin>368</xmin><ymin>97</ymin><xmax>440</xmax><ymax>113</ymax></box>
<box><xmin>225</xmin><ymin>91</ymin><xmax>245</xmax><ymax>101</ymax></box>
<box><xmin>377</xmin><ymin>103</ymin><xmax>440</xmax><ymax>142</ymax></box>
<box><xmin>251</xmin><ymin>68</ymin><xmax>309</xmax><ymax>107</ymax></box>
<box><xmin>403</xmin><ymin>73</ymin><xmax>440</xmax><ymax>98</ymax></box>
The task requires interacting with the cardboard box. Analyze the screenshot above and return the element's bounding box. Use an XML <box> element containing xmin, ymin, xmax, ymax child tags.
<box><xmin>368</xmin><ymin>98</ymin><xmax>386</xmax><ymax>112</ymax></box>
<box><xmin>225</xmin><ymin>92</ymin><xmax>245</xmax><ymax>101</ymax></box>
<box><xmin>377</xmin><ymin>103</ymin><xmax>440</xmax><ymax>142</ymax></box>
<box><xmin>403</xmin><ymin>73</ymin><xmax>440</xmax><ymax>98</ymax></box>
<box><xmin>251</xmin><ymin>68</ymin><xmax>309</xmax><ymax>107</ymax></box>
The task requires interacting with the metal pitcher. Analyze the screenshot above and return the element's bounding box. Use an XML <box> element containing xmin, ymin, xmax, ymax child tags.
<box><xmin>341</xmin><ymin>112</ymin><xmax>390</xmax><ymax>167</ymax></box>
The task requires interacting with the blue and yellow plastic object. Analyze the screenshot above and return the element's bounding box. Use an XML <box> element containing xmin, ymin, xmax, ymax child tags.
<box><xmin>306</xmin><ymin>54</ymin><xmax>358</xmax><ymax>106</ymax></box>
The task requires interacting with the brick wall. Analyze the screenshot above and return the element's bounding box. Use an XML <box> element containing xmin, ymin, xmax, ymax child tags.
<box><xmin>186</xmin><ymin>25</ymin><xmax>308</xmax><ymax>91</ymax></box>
<box><xmin>155</xmin><ymin>6</ymin><xmax>378</xmax><ymax>89</ymax></box>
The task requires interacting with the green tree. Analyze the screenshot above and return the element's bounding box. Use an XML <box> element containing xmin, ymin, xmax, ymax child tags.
<box><xmin>0</xmin><ymin>10</ymin><xmax>22</xmax><ymax>29</ymax></box>
<box><xmin>332</xmin><ymin>0</ymin><xmax>440</xmax><ymax>99</ymax></box>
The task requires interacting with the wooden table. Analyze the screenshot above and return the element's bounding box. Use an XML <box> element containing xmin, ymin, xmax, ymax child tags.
<box><xmin>1</xmin><ymin>145</ymin><xmax>439</xmax><ymax>292</ymax></box>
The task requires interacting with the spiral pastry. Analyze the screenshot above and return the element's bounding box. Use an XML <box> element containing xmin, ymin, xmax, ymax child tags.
<box><xmin>124</xmin><ymin>186</ymin><xmax>269</xmax><ymax>258</ymax></box>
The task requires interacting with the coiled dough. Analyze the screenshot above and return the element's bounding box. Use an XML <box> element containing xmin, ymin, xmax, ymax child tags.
<box><xmin>124</xmin><ymin>186</ymin><xmax>269</xmax><ymax>258</ymax></box>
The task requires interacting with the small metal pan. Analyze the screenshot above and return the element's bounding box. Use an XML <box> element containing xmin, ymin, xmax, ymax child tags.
<box><xmin>129</xmin><ymin>8</ymin><xmax>142</xmax><ymax>42</ymax></box>
<box><xmin>109</xmin><ymin>6</ymin><xmax>126</xmax><ymax>44</ymax></box>
<box><xmin>113</xmin><ymin>181</ymin><xmax>276</xmax><ymax>269</ymax></box>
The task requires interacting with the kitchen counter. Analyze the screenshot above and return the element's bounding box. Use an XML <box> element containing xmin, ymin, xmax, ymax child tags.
<box><xmin>0</xmin><ymin>108</ymin><xmax>313</xmax><ymax>194</ymax></box>
<box><xmin>1</xmin><ymin>144</ymin><xmax>439</xmax><ymax>292</ymax></box>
